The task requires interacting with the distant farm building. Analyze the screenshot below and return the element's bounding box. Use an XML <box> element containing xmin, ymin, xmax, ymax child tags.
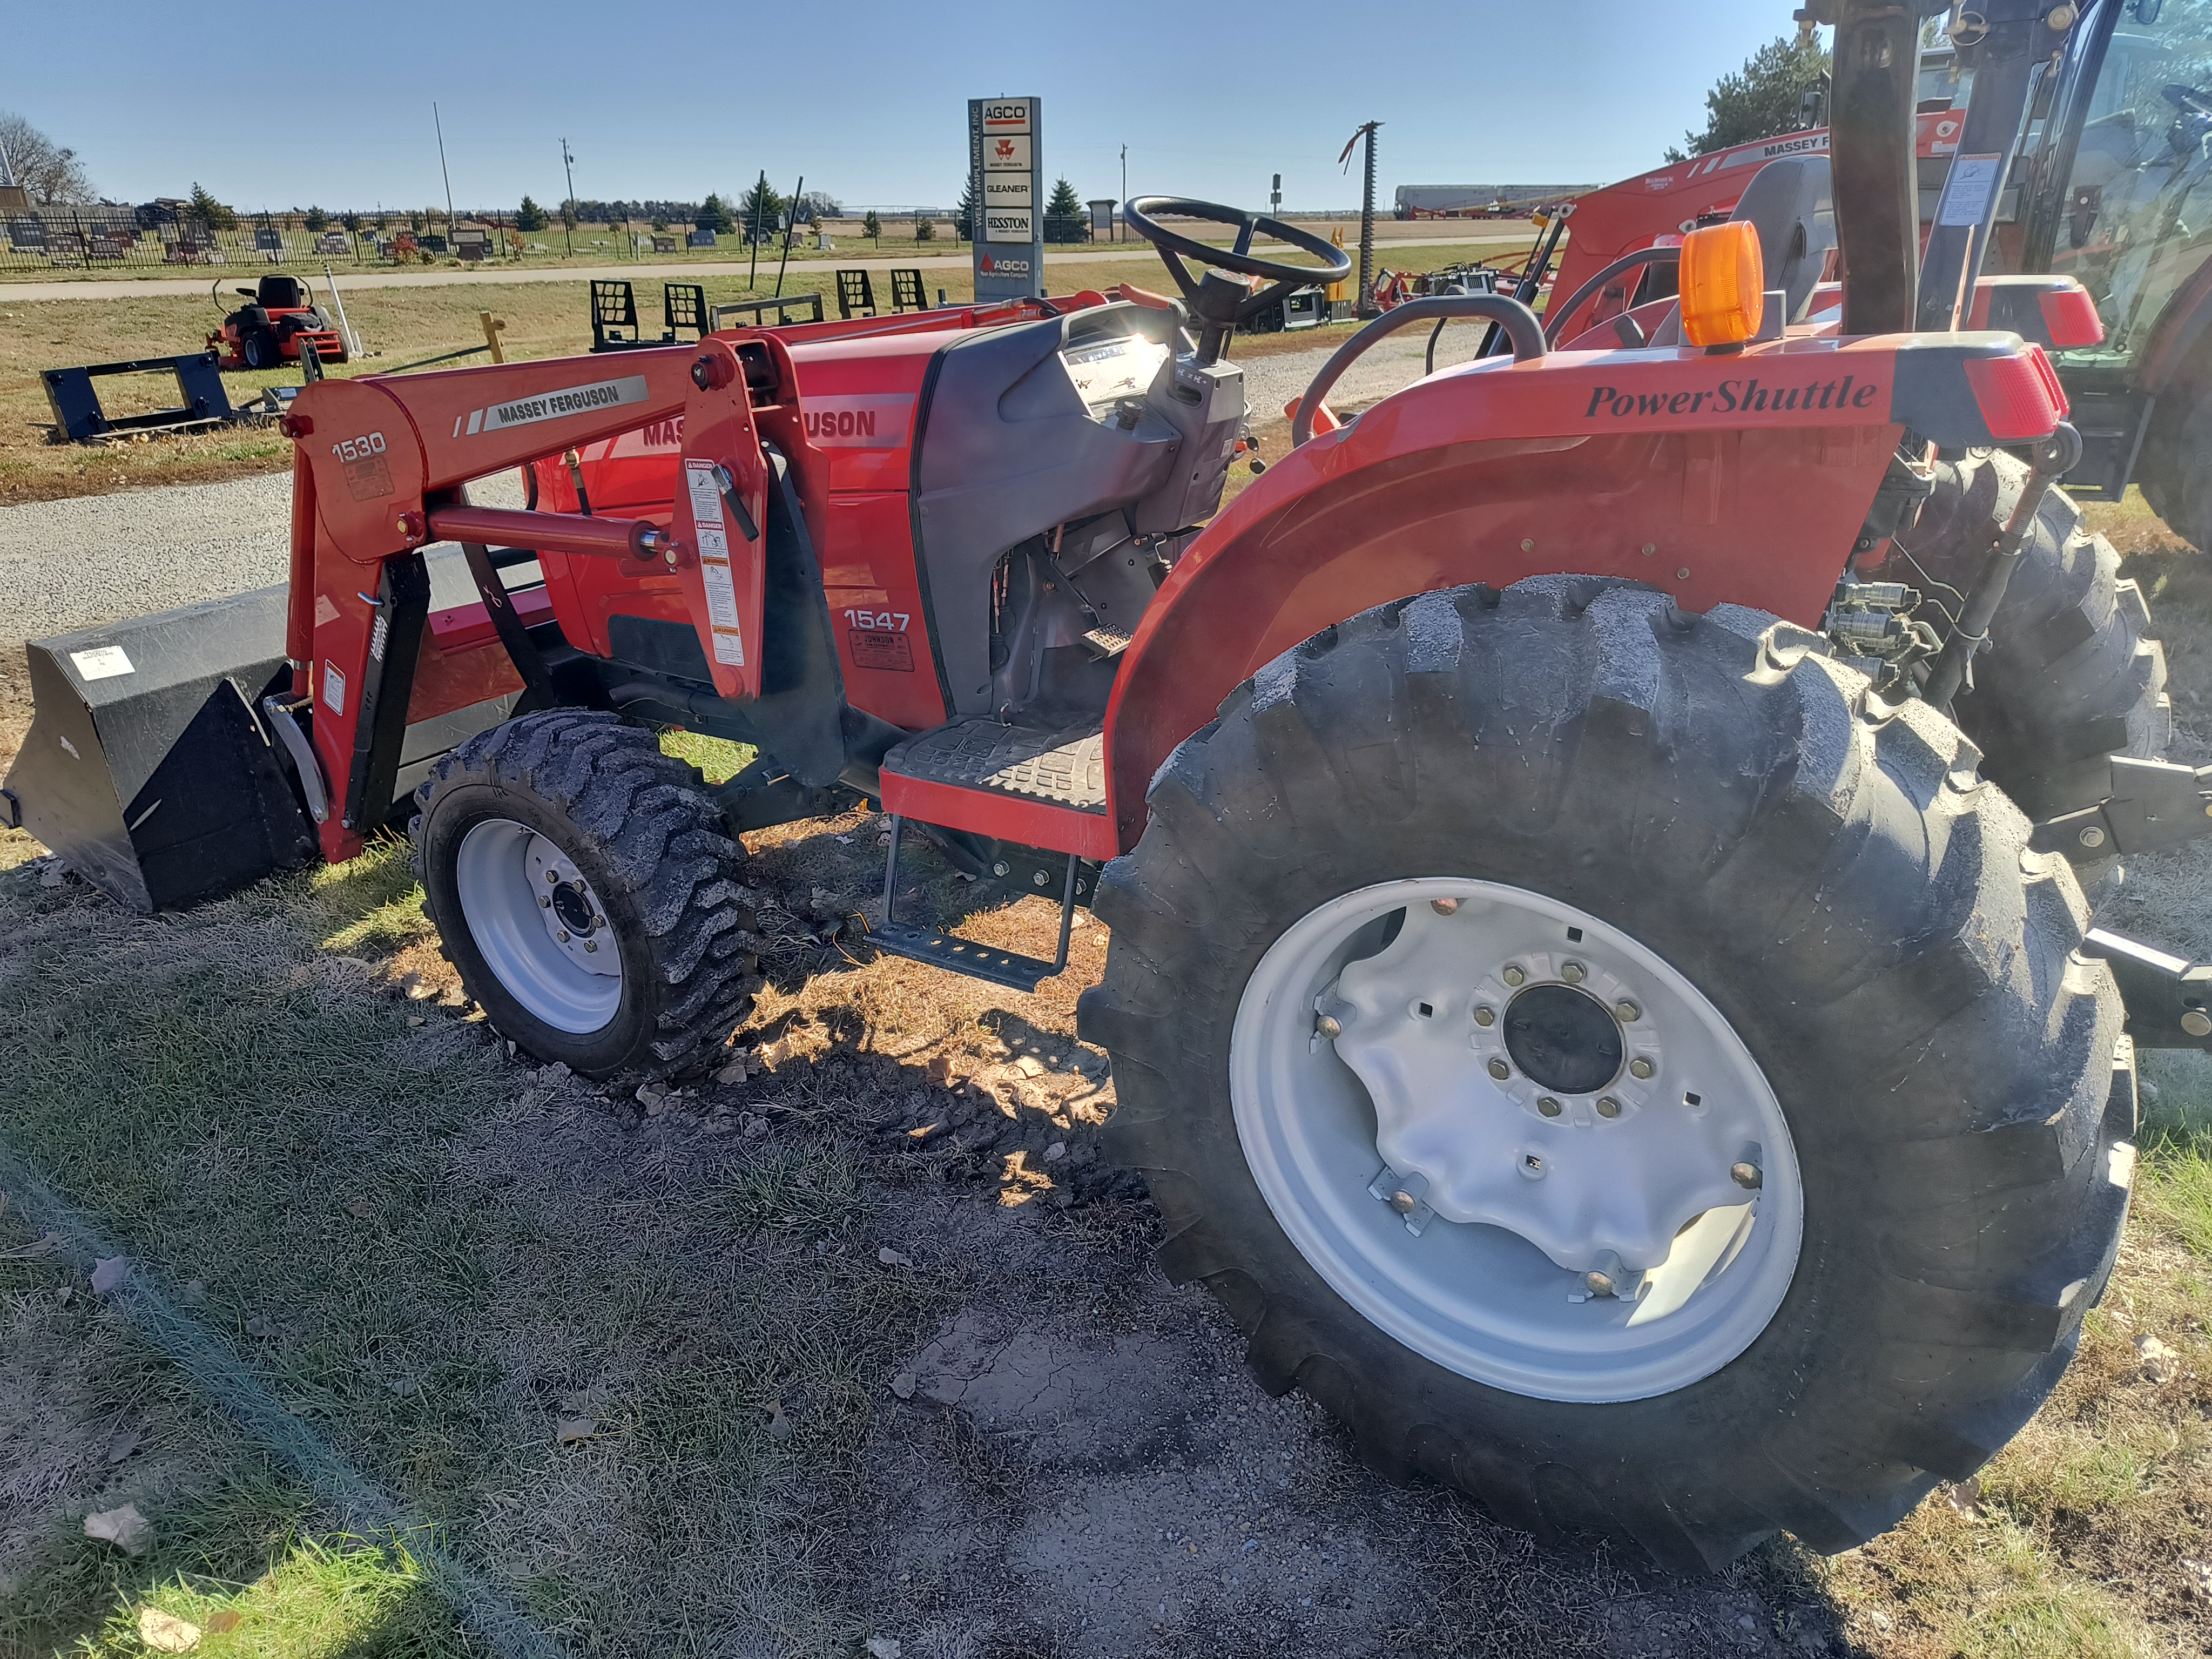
<box><xmin>1394</xmin><ymin>184</ymin><xmax>1601</xmax><ymax>219</ymax></box>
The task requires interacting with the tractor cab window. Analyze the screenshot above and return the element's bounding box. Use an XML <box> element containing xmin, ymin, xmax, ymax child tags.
<box><xmin>2048</xmin><ymin>0</ymin><xmax>2212</xmax><ymax>369</ymax></box>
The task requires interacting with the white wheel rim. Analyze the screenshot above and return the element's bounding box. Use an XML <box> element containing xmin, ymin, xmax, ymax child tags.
<box><xmin>1230</xmin><ymin>878</ymin><xmax>1803</xmax><ymax>1404</ymax></box>
<box><xmin>455</xmin><ymin>818</ymin><xmax>623</xmax><ymax>1034</ymax></box>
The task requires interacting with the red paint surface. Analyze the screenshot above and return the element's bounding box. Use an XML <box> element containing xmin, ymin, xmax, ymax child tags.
<box><xmin>877</xmin><ymin>770</ymin><xmax>1118</xmax><ymax>860</ymax></box>
<box><xmin>1101</xmin><ymin>336</ymin><xmax>1910</xmax><ymax>851</ymax></box>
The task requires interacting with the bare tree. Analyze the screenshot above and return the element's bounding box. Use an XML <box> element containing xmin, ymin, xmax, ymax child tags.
<box><xmin>0</xmin><ymin>111</ymin><xmax>96</xmax><ymax>204</ymax></box>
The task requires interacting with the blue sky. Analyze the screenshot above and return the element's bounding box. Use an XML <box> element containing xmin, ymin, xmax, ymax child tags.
<box><xmin>10</xmin><ymin>2</ymin><xmax>1799</xmax><ymax>213</ymax></box>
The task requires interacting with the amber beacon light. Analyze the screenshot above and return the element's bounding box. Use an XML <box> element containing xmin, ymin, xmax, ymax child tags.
<box><xmin>1678</xmin><ymin>221</ymin><xmax>1765</xmax><ymax>348</ymax></box>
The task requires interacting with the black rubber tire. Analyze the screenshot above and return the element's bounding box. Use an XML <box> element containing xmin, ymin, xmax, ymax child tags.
<box><xmin>241</xmin><ymin>328</ymin><xmax>279</xmax><ymax>371</ymax></box>
<box><xmin>412</xmin><ymin>710</ymin><xmax>763</xmax><ymax>1079</ymax></box>
<box><xmin>1902</xmin><ymin>449</ymin><xmax>2170</xmax><ymax>820</ymax></box>
<box><xmin>2135</xmin><ymin>376</ymin><xmax>2209</xmax><ymax>554</ymax></box>
<box><xmin>1079</xmin><ymin>577</ymin><xmax>2133</xmax><ymax>1570</ymax></box>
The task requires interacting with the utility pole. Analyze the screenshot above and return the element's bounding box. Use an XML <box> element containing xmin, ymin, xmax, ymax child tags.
<box><xmin>560</xmin><ymin>138</ymin><xmax>577</xmax><ymax>255</ymax></box>
<box><xmin>1338</xmin><ymin>121</ymin><xmax>1381</xmax><ymax>318</ymax></box>
<box><xmin>1120</xmin><ymin>143</ymin><xmax>1128</xmax><ymax>239</ymax></box>
<box><xmin>433</xmin><ymin>103</ymin><xmax>456</xmax><ymax>239</ymax></box>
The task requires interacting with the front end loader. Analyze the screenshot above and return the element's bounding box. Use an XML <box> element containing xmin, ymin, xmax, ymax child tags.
<box><xmin>8</xmin><ymin>0</ymin><xmax>2208</xmax><ymax>1571</ymax></box>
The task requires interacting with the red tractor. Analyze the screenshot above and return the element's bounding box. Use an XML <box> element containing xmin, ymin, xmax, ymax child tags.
<box><xmin>8</xmin><ymin>0</ymin><xmax>2206</xmax><ymax>1570</ymax></box>
<box><xmin>209</xmin><ymin>273</ymin><xmax>349</xmax><ymax>372</ymax></box>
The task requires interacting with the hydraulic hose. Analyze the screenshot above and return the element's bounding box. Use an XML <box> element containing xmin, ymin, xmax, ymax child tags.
<box><xmin>1291</xmin><ymin>295</ymin><xmax>1545</xmax><ymax>448</ymax></box>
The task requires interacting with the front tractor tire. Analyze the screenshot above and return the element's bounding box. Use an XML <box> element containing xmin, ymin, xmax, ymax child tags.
<box><xmin>1080</xmin><ymin>577</ymin><xmax>2134</xmax><ymax>1569</ymax></box>
<box><xmin>412</xmin><ymin>710</ymin><xmax>763</xmax><ymax>1079</ymax></box>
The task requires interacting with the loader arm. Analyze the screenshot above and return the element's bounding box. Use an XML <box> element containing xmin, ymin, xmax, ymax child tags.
<box><xmin>282</xmin><ymin>341</ymin><xmax>775</xmax><ymax>864</ymax></box>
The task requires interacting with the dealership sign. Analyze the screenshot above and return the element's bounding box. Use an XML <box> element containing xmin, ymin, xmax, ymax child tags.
<box><xmin>969</xmin><ymin>97</ymin><xmax>1043</xmax><ymax>300</ymax></box>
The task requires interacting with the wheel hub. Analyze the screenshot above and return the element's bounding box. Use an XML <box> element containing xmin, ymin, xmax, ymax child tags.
<box><xmin>454</xmin><ymin>818</ymin><xmax>623</xmax><ymax>1035</ymax></box>
<box><xmin>1231</xmin><ymin>877</ymin><xmax>1803</xmax><ymax>1403</ymax></box>
<box><xmin>1502</xmin><ymin>982</ymin><xmax>1622</xmax><ymax>1095</ymax></box>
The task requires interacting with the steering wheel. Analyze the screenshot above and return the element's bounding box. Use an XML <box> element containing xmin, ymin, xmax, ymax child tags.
<box><xmin>1123</xmin><ymin>196</ymin><xmax>1354</xmax><ymax>363</ymax></box>
<box><xmin>2163</xmin><ymin>82</ymin><xmax>2212</xmax><ymax>119</ymax></box>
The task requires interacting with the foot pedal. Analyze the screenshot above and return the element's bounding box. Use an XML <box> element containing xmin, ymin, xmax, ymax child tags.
<box><xmin>870</xmin><ymin>816</ymin><xmax>1079</xmax><ymax>992</ymax></box>
<box><xmin>1082</xmin><ymin>625</ymin><xmax>1132</xmax><ymax>660</ymax></box>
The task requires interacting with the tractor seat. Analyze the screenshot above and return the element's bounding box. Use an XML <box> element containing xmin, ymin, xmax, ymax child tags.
<box><xmin>258</xmin><ymin>274</ymin><xmax>308</xmax><ymax>310</ymax></box>
<box><xmin>1641</xmin><ymin>157</ymin><xmax>1835</xmax><ymax>348</ymax></box>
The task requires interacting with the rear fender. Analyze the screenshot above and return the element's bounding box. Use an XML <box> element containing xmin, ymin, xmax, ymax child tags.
<box><xmin>1100</xmin><ymin>333</ymin><xmax>2027</xmax><ymax>849</ymax></box>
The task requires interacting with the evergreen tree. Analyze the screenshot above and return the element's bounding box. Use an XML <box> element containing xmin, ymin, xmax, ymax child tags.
<box><xmin>914</xmin><ymin>213</ymin><xmax>934</xmax><ymax>243</ymax></box>
<box><xmin>698</xmin><ymin>192</ymin><xmax>733</xmax><ymax>233</ymax></box>
<box><xmin>516</xmin><ymin>194</ymin><xmax>548</xmax><ymax>231</ymax></box>
<box><xmin>1044</xmin><ymin>175</ymin><xmax>1085</xmax><ymax>244</ymax></box>
<box><xmin>304</xmin><ymin>205</ymin><xmax>328</xmax><ymax>232</ymax></box>
<box><xmin>188</xmin><ymin>182</ymin><xmax>236</xmax><ymax>231</ymax></box>
<box><xmin>739</xmin><ymin>177</ymin><xmax>784</xmax><ymax>242</ymax></box>
<box><xmin>1663</xmin><ymin>35</ymin><xmax>1831</xmax><ymax>161</ymax></box>
<box><xmin>862</xmin><ymin>208</ymin><xmax>881</xmax><ymax>243</ymax></box>
<box><xmin>341</xmin><ymin>210</ymin><xmax>361</xmax><ymax>234</ymax></box>
<box><xmin>954</xmin><ymin>173</ymin><xmax>978</xmax><ymax>241</ymax></box>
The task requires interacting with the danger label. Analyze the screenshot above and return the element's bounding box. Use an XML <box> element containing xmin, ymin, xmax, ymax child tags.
<box><xmin>848</xmin><ymin>629</ymin><xmax>913</xmax><ymax>672</ymax></box>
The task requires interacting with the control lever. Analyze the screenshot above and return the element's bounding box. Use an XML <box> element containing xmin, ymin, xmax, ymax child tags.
<box><xmin>711</xmin><ymin>463</ymin><xmax>760</xmax><ymax>541</ymax></box>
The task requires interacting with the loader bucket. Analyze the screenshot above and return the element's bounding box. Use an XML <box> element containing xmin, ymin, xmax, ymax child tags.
<box><xmin>2</xmin><ymin>586</ymin><xmax>317</xmax><ymax>913</ymax></box>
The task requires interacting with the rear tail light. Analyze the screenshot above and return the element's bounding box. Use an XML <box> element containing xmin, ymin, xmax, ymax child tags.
<box><xmin>2036</xmin><ymin>283</ymin><xmax>2105</xmax><ymax>349</ymax></box>
<box><xmin>2026</xmin><ymin>343</ymin><xmax>2069</xmax><ymax>417</ymax></box>
<box><xmin>1963</xmin><ymin>350</ymin><xmax>2066</xmax><ymax>442</ymax></box>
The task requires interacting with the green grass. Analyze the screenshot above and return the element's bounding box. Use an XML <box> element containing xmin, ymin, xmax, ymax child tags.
<box><xmin>0</xmin><ymin>839</ymin><xmax>950</xmax><ymax>1654</ymax></box>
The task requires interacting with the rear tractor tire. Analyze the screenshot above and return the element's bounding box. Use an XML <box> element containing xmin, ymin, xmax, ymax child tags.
<box><xmin>1902</xmin><ymin>448</ymin><xmax>2169</xmax><ymax>820</ymax></box>
<box><xmin>412</xmin><ymin>710</ymin><xmax>764</xmax><ymax>1079</ymax></box>
<box><xmin>1080</xmin><ymin>577</ymin><xmax>2134</xmax><ymax>1569</ymax></box>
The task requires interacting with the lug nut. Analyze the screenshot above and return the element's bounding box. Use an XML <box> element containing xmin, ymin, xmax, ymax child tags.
<box><xmin>1596</xmin><ymin>1096</ymin><xmax>1621</xmax><ymax>1118</ymax></box>
<box><xmin>546</xmin><ymin>870</ymin><xmax>559</xmax><ymax>884</ymax></box>
<box><xmin>993</xmin><ymin>861</ymin><xmax>1010</xmax><ymax>876</ymax></box>
<box><xmin>1487</xmin><ymin>1058</ymin><xmax>1511</xmax><ymax>1081</ymax></box>
<box><xmin>2079</xmin><ymin>824</ymin><xmax>2107</xmax><ymax>849</ymax></box>
<box><xmin>1033</xmin><ymin>870</ymin><xmax>1050</xmax><ymax>887</ymax></box>
<box><xmin>1732</xmin><ymin>1162</ymin><xmax>1763</xmax><ymax>1190</ymax></box>
<box><xmin>1502</xmin><ymin>965</ymin><xmax>1526</xmax><ymax>988</ymax></box>
<box><xmin>1431</xmin><ymin>897</ymin><xmax>1460</xmax><ymax>915</ymax></box>
<box><xmin>1317</xmin><ymin>1014</ymin><xmax>1343</xmax><ymax>1040</ymax></box>
<box><xmin>558</xmin><ymin>930</ymin><xmax>571</xmax><ymax>943</ymax></box>
<box><xmin>1560</xmin><ymin>961</ymin><xmax>1586</xmax><ymax>984</ymax></box>
<box><xmin>1615</xmin><ymin>1000</ymin><xmax>1640</xmax><ymax>1022</ymax></box>
<box><xmin>1537</xmin><ymin>1096</ymin><xmax>1562</xmax><ymax>1117</ymax></box>
<box><xmin>2183</xmin><ymin>1009</ymin><xmax>2212</xmax><ymax>1039</ymax></box>
<box><xmin>594</xmin><ymin>914</ymin><xmax>606</xmax><ymax>927</ymax></box>
<box><xmin>584</xmin><ymin>941</ymin><xmax>598</xmax><ymax>953</ymax></box>
<box><xmin>540</xmin><ymin>895</ymin><xmax>551</xmax><ymax>908</ymax></box>
<box><xmin>1473</xmin><ymin>1005</ymin><xmax>1495</xmax><ymax>1028</ymax></box>
<box><xmin>1629</xmin><ymin>1057</ymin><xmax>1655</xmax><ymax>1080</ymax></box>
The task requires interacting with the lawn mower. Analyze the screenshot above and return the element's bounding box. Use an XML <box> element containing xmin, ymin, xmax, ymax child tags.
<box><xmin>208</xmin><ymin>273</ymin><xmax>348</xmax><ymax>372</ymax></box>
<box><xmin>7</xmin><ymin>0</ymin><xmax>2210</xmax><ymax>1571</ymax></box>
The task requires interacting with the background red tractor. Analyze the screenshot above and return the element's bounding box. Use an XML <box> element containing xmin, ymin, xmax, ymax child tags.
<box><xmin>208</xmin><ymin>273</ymin><xmax>348</xmax><ymax>372</ymax></box>
<box><xmin>6</xmin><ymin>0</ymin><xmax>2207</xmax><ymax>1572</ymax></box>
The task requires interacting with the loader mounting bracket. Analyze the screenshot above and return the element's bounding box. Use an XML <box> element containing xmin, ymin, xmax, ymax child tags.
<box><xmin>2083</xmin><ymin>928</ymin><xmax>2212</xmax><ymax>1054</ymax></box>
<box><xmin>2031</xmin><ymin>755</ymin><xmax>2212</xmax><ymax>862</ymax></box>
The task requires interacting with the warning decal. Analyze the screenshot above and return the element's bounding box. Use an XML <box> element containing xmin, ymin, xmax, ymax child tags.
<box><xmin>684</xmin><ymin>459</ymin><xmax>745</xmax><ymax>668</ymax></box>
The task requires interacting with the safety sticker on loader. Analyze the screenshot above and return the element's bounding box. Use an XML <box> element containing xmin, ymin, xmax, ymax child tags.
<box><xmin>683</xmin><ymin>460</ymin><xmax>746</xmax><ymax>668</ymax></box>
